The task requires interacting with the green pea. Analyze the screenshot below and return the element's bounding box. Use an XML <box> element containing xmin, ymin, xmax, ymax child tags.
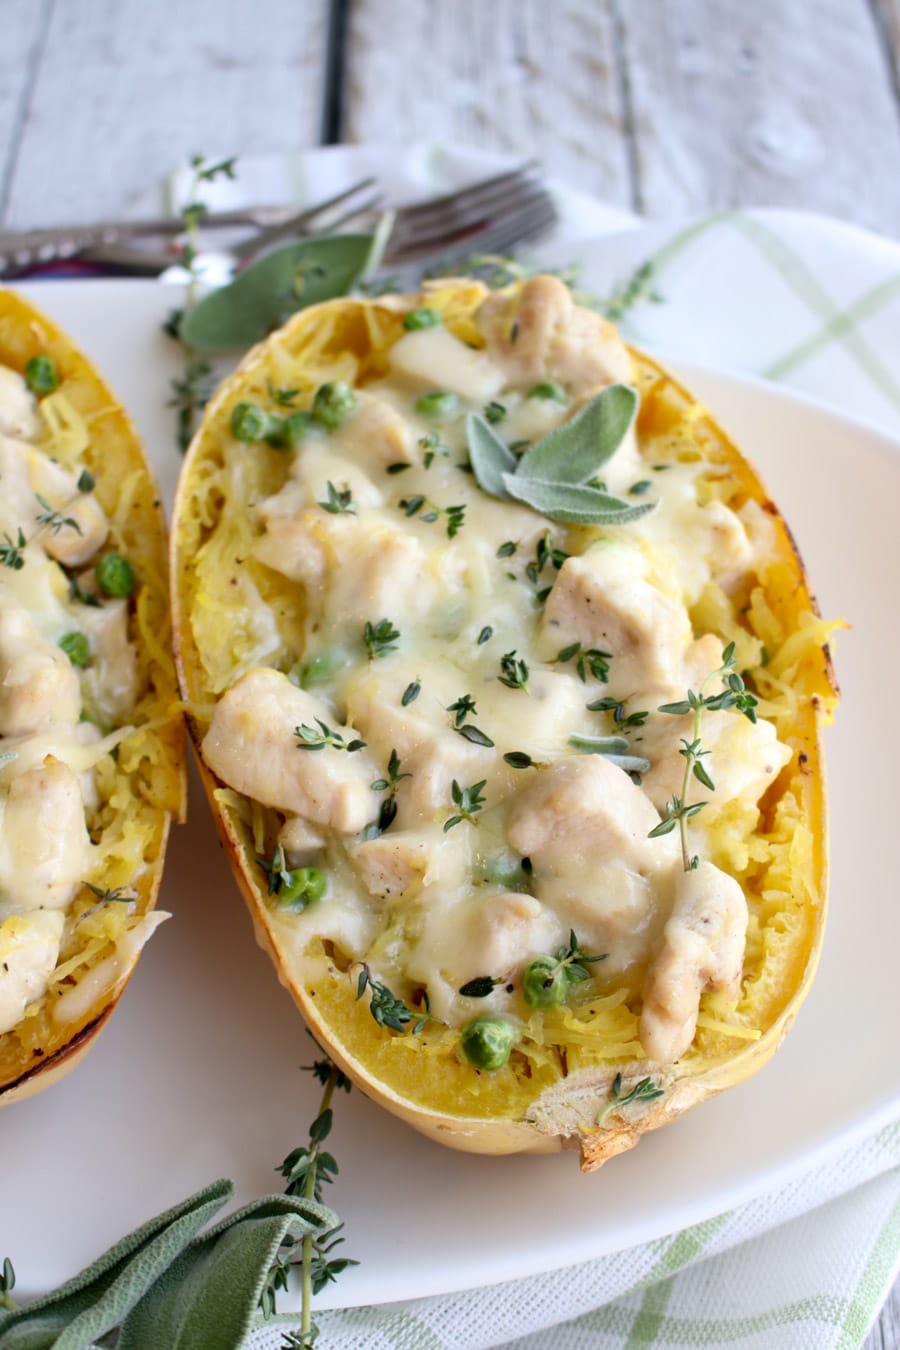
<box><xmin>312</xmin><ymin>381</ymin><xmax>356</xmax><ymax>430</ymax></box>
<box><xmin>527</xmin><ymin>381</ymin><xmax>567</xmax><ymax>403</ymax></box>
<box><xmin>415</xmin><ymin>390</ymin><xmax>459</xmax><ymax>421</ymax></box>
<box><xmin>403</xmin><ymin>307</ymin><xmax>442</xmax><ymax>331</ymax></box>
<box><xmin>278</xmin><ymin>867</ymin><xmax>328</xmax><ymax>912</ymax></box>
<box><xmin>267</xmin><ymin>409</ymin><xmax>316</xmax><ymax>449</ymax></box>
<box><xmin>229</xmin><ymin>401</ymin><xmax>277</xmax><ymax>442</ymax></box>
<box><xmin>460</xmin><ymin>1016</ymin><xmax>516</xmax><ymax>1070</ymax></box>
<box><xmin>95</xmin><ymin>552</ymin><xmax>135</xmax><ymax>598</ymax></box>
<box><xmin>25</xmin><ymin>354</ymin><xmax>59</xmax><ymax>397</ymax></box>
<box><xmin>522</xmin><ymin>955</ymin><xmax>568</xmax><ymax>1010</ymax></box>
<box><xmin>58</xmin><ymin>631</ymin><xmax>90</xmax><ymax>668</ymax></box>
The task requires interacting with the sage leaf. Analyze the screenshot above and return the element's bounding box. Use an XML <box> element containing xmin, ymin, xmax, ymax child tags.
<box><xmin>117</xmin><ymin>1194</ymin><xmax>334</xmax><ymax>1350</ymax></box>
<box><xmin>515</xmin><ymin>384</ymin><xmax>638</xmax><ymax>485</ymax></box>
<box><xmin>465</xmin><ymin>413</ymin><xmax>516</xmax><ymax>499</ymax></box>
<box><xmin>180</xmin><ymin>235</ymin><xmax>376</xmax><ymax>352</ymax></box>
<box><xmin>0</xmin><ymin>1180</ymin><xmax>232</xmax><ymax>1350</ymax></box>
<box><xmin>569</xmin><ymin>733</ymin><xmax>650</xmax><ymax>774</ymax></box>
<box><xmin>502</xmin><ymin>474</ymin><xmax>656</xmax><ymax>526</ymax></box>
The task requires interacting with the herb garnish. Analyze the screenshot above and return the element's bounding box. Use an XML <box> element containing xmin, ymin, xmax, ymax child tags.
<box><xmin>477</xmin><ymin>625</ymin><xmax>493</xmax><ymax>645</ymax></box>
<box><xmin>0</xmin><ymin>529</ymin><xmax>26</xmax><ymax>571</ymax></box>
<box><xmin>355</xmin><ymin>964</ymin><xmax>438</xmax><ymax>1034</ymax></box>
<box><xmin>447</xmin><ymin>693</ymin><xmax>478</xmax><ymax>727</ymax></box>
<box><xmin>363</xmin><ymin>618</ymin><xmax>400</xmax><ymax>660</ymax></box>
<box><xmin>317</xmin><ymin>480</ymin><xmax>357</xmax><ymax>514</ymax></box>
<box><xmin>34</xmin><ymin>493</ymin><xmax>82</xmax><ymax>538</ymax></box>
<box><xmin>522</xmin><ymin>930</ymin><xmax>607</xmax><ymax>1009</ymax></box>
<box><xmin>465</xmin><ymin>385</ymin><xmax>655</xmax><ymax>526</ymax></box>
<box><xmin>370</xmin><ymin>749</ymin><xmax>411</xmax><ymax>832</ymax></box>
<box><xmin>443</xmin><ymin>778</ymin><xmax>488</xmax><ymax>831</ymax></box>
<box><xmin>398</xmin><ymin>495</ymin><xmax>466</xmax><ymax>537</ymax></box>
<box><xmin>648</xmin><ymin>642</ymin><xmax>759</xmax><ymax>870</ymax></box>
<box><xmin>294</xmin><ymin>719</ymin><xmax>366</xmax><ymax>752</ymax></box>
<box><xmin>597</xmin><ymin>1072</ymin><xmax>665</xmax><ymax>1126</ymax></box>
<box><xmin>418</xmin><ymin>430</ymin><xmax>449</xmax><ymax>468</ymax></box>
<box><xmin>587</xmin><ymin>696</ymin><xmax>649</xmax><ymax>730</ymax></box>
<box><xmin>568</xmin><ymin>733</ymin><xmax>650</xmax><ymax>775</ymax></box>
<box><xmin>498</xmin><ymin>650</ymin><xmax>529</xmax><ymax>691</ymax></box>
<box><xmin>555</xmin><ymin>641</ymin><xmax>611</xmax><ymax>683</ymax></box>
<box><xmin>400</xmin><ymin>680</ymin><xmax>421</xmax><ymax>706</ymax></box>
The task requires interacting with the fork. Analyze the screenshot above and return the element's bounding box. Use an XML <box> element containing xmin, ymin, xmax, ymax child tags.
<box><xmin>0</xmin><ymin>163</ymin><xmax>557</xmax><ymax>278</ymax></box>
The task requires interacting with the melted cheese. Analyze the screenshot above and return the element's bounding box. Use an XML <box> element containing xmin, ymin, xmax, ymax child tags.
<box><xmin>197</xmin><ymin>290</ymin><xmax>794</xmax><ymax>1058</ymax></box>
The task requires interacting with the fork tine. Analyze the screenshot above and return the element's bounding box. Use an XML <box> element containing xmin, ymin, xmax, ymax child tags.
<box><xmin>387</xmin><ymin>162</ymin><xmax>543</xmax><ymax>238</ymax></box>
<box><xmin>385</xmin><ymin>179</ymin><xmax>557</xmax><ymax>261</ymax></box>
<box><xmin>386</xmin><ymin>194</ymin><xmax>558</xmax><ymax>268</ymax></box>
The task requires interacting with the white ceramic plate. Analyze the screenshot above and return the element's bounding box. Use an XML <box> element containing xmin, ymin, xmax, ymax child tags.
<box><xmin>2</xmin><ymin>280</ymin><xmax>899</xmax><ymax>1311</ymax></box>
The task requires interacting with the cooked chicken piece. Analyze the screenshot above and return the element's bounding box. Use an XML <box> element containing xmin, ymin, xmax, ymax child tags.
<box><xmin>202</xmin><ymin>668</ymin><xmax>377</xmax><ymax>833</ymax></box>
<box><xmin>277</xmin><ymin>815</ymin><xmax>326</xmax><ymax>863</ymax></box>
<box><xmin>0</xmin><ymin>434</ymin><xmax>106</xmax><ymax>568</ymax></box>
<box><xmin>330</xmin><ymin>390</ymin><xmax>417</xmax><ymax>469</ymax></box>
<box><xmin>0</xmin><ymin>367</ymin><xmax>42</xmax><ymax>441</ymax></box>
<box><xmin>253</xmin><ymin>506</ymin><xmax>339</xmax><ymax>587</ymax></box>
<box><xmin>0</xmin><ymin>757</ymin><xmax>92</xmax><ymax>910</ymax></box>
<box><xmin>477</xmin><ymin>668</ymin><xmax>590</xmax><ymax>756</ymax></box>
<box><xmin>351</xmin><ymin>830</ymin><xmax>431</xmax><ymax>901</ymax></box>
<box><xmin>393</xmin><ymin>730</ymin><xmax>496</xmax><ymax>830</ymax></box>
<box><xmin>261</xmin><ymin>445</ymin><xmax>384</xmax><ymax>522</ymax></box>
<box><xmin>703</xmin><ymin>499</ymin><xmax>754</xmax><ymax>589</ymax></box>
<box><xmin>0</xmin><ymin>606</ymin><xmax>81</xmax><ymax>735</ymax></box>
<box><xmin>477</xmin><ymin>275</ymin><xmax>633</xmax><ymax>400</ymax></box>
<box><xmin>533</xmin><ymin>862</ymin><xmax>672</xmax><ymax>980</ymax></box>
<box><xmin>405</xmin><ymin>889</ymin><xmax>564</xmax><ymax>1024</ymax></box>
<box><xmin>388</xmin><ymin>327</ymin><xmax>506</xmax><ymax>404</ymax></box>
<box><xmin>640</xmin><ymin>860</ymin><xmax>748</xmax><ymax>1063</ymax></box>
<box><xmin>539</xmin><ymin>545</ymin><xmax>693</xmax><ymax>700</ymax></box>
<box><xmin>507</xmin><ymin>755</ymin><xmax>669</xmax><ymax>876</ymax></box>
<box><xmin>636</xmin><ymin>708</ymin><xmax>792</xmax><ymax>814</ymax></box>
<box><xmin>80</xmin><ymin>597</ymin><xmax>139</xmax><ymax>725</ymax></box>
<box><xmin>343</xmin><ymin>666</ymin><xmax>441</xmax><ymax>766</ymax></box>
<box><xmin>0</xmin><ymin>910</ymin><xmax>65</xmax><ymax>1035</ymax></box>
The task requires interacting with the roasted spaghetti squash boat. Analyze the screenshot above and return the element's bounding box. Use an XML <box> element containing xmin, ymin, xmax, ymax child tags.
<box><xmin>172</xmin><ymin>275</ymin><xmax>837</xmax><ymax>1169</ymax></box>
<box><xmin>0</xmin><ymin>290</ymin><xmax>184</xmax><ymax>1105</ymax></box>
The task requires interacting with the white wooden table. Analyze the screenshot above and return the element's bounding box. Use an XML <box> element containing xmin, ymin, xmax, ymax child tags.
<box><xmin>3</xmin><ymin>1</ymin><xmax>899</xmax><ymax>1344</ymax></box>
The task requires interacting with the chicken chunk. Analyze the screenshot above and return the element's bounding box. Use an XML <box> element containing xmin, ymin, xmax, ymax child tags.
<box><xmin>351</xmin><ymin>830</ymin><xmax>431</xmax><ymax>901</ymax></box>
<box><xmin>640</xmin><ymin>860</ymin><xmax>748</xmax><ymax>1063</ymax></box>
<box><xmin>388</xmin><ymin>327</ymin><xmax>506</xmax><ymax>404</ymax></box>
<box><xmin>539</xmin><ymin>545</ymin><xmax>693</xmax><ymax>701</ymax></box>
<box><xmin>0</xmin><ymin>757</ymin><xmax>92</xmax><ymax>910</ymax></box>
<box><xmin>0</xmin><ymin>367</ymin><xmax>42</xmax><ymax>441</ymax></box>
<box><xmin>80</xmin><ymin>597</ymin><xmax>140</xmax><ymax>725</ymax></box>
<box><xmin>533</xmin><ymin>862</ymin><xmax>671</xmax><ymax>981</ymax></box>
<box><xmin>0</xmin><ymin>606</ymin><xmax>81</xmax><ymax>736</ymax></box>
<box><xmin>477</xmin><ymin>275</ymin><xmax>633</xmax><ymax>400</ymax></box>
<box><xmin>26</xmin><ymin>443</ymin><xmax>108</xmax><ymax>567</ymax></box>
<box><xmin>636</xmin><ymin>708</ymin><xmax>792</xmax><ymax>814</ymax></box>
<box><xmin>404</xmin><ymin>890</ymin><xmax>564</xmax><ymax>1025</ymax></box>
<box><xmin>0</xmin><ymin>910</ymin><xmax>65</xmax><ymax>1036</ymax></box>
<box><xmin>277</xmin><ymin>815</ymin><xmax>326</xmax><ymax>863</ymax></box>
<box><xmin>201</xmin><ymin>668</ymin><xmax>377</xmax><ymax>833</ymax></box>
<box><xmin>393</xmin><ymin>730</ymin><xmax>496</xmax><ymax>830</ymax></box>
<box><xmin>507</xmin><ymin>755</ymin><xmax>667</xmax><ymax>876</ymax></box>
<box><xmin>330</xmin><ymin>390</ymin><xmax>417</xmax><ymax>470</ymax></box>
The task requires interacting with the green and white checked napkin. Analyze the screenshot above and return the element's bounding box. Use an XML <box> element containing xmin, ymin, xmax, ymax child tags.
<box><xmin>209</xmin><ymin>150</ymin><xmax>900</xmax><ymax>1350</ymax></box>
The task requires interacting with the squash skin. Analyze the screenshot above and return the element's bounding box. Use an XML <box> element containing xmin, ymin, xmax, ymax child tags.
<box><xmin>171</xmin><ymin>281</ymin><xmax>837</xmax><ymax>1169</ymax></box>
<box><xmin>0</xmin><ymin>289</ymin><xmax>185</xmax><ymax>1105</ymax></box>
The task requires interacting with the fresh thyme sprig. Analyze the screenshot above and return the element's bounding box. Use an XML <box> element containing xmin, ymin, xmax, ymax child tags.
<box><xmin>317</xmin><ymin>481</ymin><xmax>356</xmax><ymax>514</ymax></box>
<box><xmin>363</xmin><ymin>618</ymin><xmax>400</xmax><ymax>661</ymax></box>
<box><xmin>1</xmin><ymin>477</ymin><xmax>96</xmax><ymax>571</ymax></box>
<box><xmin>555</xmin><ymin>641</ymin><xmax>611</xmax><ymax>684</ymax></box>
<box><xmin>586</xmin><ymin>696</ymin><xmax>649</xmax><ymax>730</ymax></box>
<box><xmin>34</xmin><ymin>494</ymin><xmax>81</xmax><ymax>537</ymax></box>
<box><xmin>294</xmin><ymin>719</ymin><xmax>367</xmax><ymax>752</ymax></box>
<box><xmin>444</xmin><ymin>778</ymin><xmax>488</xmax><ymax>831</ymax></box>
<box><xmin>262</xmin><ymin>1054</ymin><xmax>357</xmax><ymax>1346</ymax></box>
<box><xmin>418</xmin><ymin>430</ymin><xmax>449</xmax><ymax>468</ymax></box>
<box><xmin>165</xmin><ymin>153</ymin><xmax>237</xmax><ymax>452</ymax></box>
<box><xmin>447</xmin><ymin>693</ymin><xmax>478</xmax><ymax>727</ymax></box>
<box><xmin>369</xmin><ymin>748</ymin><xmax>411</xmax><ymax>832</ymax></box>
<box><xmin>355</xmin><ymin>964</ymin><xmax>439</xmax><ymax>1034</ymax></box>
<box><xmin>397</xmin><ymin>494</ymin><xmax>466</xmax><ymax>538</ymax></box>
<box><xmin>597</xmin><ymin>1072</ymin><xmax>665</xmax><ymax>1126</ymax></box>
<box><xmin>0</xmin><ymin>529</ymin><xmax>26</xmax><ymax>571</ymax></box>
<box><xmin>648</xmin><ymin>642</ymin><xmax>760</xmax><ymax>870</ymax></box>
<box><xmin>498</xmin><ymin>650</ymin><xmax>529</xmax><ymax>691</ymax></box>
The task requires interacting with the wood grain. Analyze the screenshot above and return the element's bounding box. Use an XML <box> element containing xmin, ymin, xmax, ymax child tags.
<box><xmin>1</xmin><ymin>0</ymin><xmax>329</xmax><ymax>227</ymax></box>
<box><xmin>619</xmin><ymin>0</ymin><xmax>900</xmax><ymax>232</ymax></box>
<box><xmin>0</xmin><ymin>0</ymin><xmax>53</xmax><ymax>219</ymax></box>
<box><xmin>343</xmin><ymin>0</ymin><xmax>633</xmax><ymax>207</ymax></box>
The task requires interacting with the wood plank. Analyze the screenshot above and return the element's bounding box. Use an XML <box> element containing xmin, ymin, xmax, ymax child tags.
<box><xmin>0</xmin><ymin>0</ymin><xmax>53</xmax><ymax>219</ymax></box>
<box><xmin>619</xmin><ymin>0</ymin><xmax>900</xmax><ymax>232</ymax></box>
<box><xmin>2</xmin><ymin>0</ymin><xmax>330</xmax><ymax>226</ymax></box>
<box><xmin>343</xmin><ymin>0</ymin><xmax>633</xmax><ymax>207</ymax></box>
<box><xmin>865</xmin><ymin>1281</ymin><xmax>900</xmax><ymax>1350</ymax></box>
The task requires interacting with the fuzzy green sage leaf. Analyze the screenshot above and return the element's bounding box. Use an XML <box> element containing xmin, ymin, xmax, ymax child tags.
<box><xmin>569</xmin><ymin>733</ymin><xmax>651</xmax><ymax>774</ymax></box>
<box><xmin>515</xmin><ymin>383</ymin><xmax>638</xmax><ymax>484</ymax></box>
<box><xmin>502</xmin><ymin>474</ymin><xmax>656</xmax><ymax>526</ymax></box>
<box><xmin>179</xmin><ymin>234</ymin><xmax>376</xmax><ymax>352</ymax></box>
<box><xmin>465</xmin><ymin>412</ymin><xmax>517</xmax><ymax>498</ymax></box>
